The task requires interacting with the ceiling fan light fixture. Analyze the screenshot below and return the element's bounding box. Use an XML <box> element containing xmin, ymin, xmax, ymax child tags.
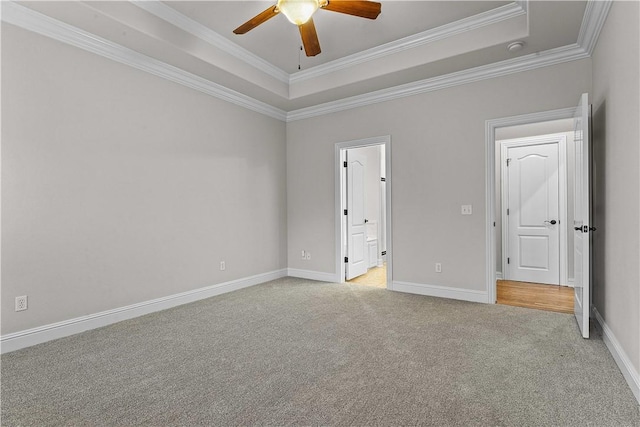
<box><xmin>277</xmin><ymin>0</ymin><xmax>320</xmax><ymax>25</ymax></box>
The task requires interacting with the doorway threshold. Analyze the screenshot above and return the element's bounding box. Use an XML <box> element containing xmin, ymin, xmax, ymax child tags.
<box><xmin>497</xmin><ymin>280</ymin><xmax>573</xmax><ymax>314</ymax></box>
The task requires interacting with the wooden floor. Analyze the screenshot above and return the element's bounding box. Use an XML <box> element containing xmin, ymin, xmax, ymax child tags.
<box><xmin>347</xmin><ymin>263</ymin><xmax>387</xmax><ymax>288</ymax></box>
<box><xmin>497</xmin><ymin>280</ymin><xmax>574</xmax><ymax>314</ymax></box>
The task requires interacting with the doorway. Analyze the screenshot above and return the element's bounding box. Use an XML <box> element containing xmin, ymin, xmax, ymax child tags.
<box><xmin>490</xmin><ymin>115</ymin><xmax>577</xmax><ymax>315</ymax></box>
<box><xmin>496</xmin><ymin>126</ymin><xmax>573</xmax><ymax>313</ymax></box>
<box><xmin>499</xmin><ymin>134</ymin><xmax>569</xmax><ymax>286</ymax></box>
<box><xmin>487</xmin><ymin>94</ymin><xmax>593</xmax><ymax>337</ymax></box>
<box><xmin>487</xmin><ymin>108</ymin><xmax>575</xmax><ymax>305</ymax></box>
<box><xmin>335</xmin><ymin>136</ymin><xmax>392</xmax><ymax>289</ymax></box>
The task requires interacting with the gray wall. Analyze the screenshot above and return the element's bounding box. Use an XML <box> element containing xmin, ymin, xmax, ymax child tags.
<box><xmin>591</xmin><ymin>1</ymin><xmax>640</xmax><ymax>372</ymax></box>
<box><xmin>1</xmin><ymin>25</ymin><xmax>288</xmax><ymax>334</ymax></box>
<box><xmin>287</xmin><ymin>60</ymin><xmax>591</xmax><ymax>290</ymax></box>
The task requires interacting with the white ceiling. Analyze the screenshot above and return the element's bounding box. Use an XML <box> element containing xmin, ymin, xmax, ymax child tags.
<box><xmin>168</xmin><ymin>1</ymin><xmax>510</xmax><ymax>72</ymax></box>
<box><xmin>10</xmin><ymin>1</ymin><xmax>588</xmax><ymax>113</ymax></box>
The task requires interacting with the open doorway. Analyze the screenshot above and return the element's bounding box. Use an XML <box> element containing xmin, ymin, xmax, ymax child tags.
<box><xmin>494</xmin><ymin>119</ymin><xmax>576</xmax><ymax>314</ymax></box>
<box><xmin>487</xmin><ymin>94</ymin><xmax>593</xmax><ymax>338</ymax></box>
<box><xmin>335</xmin><ymin>136</ymin><xmax>392</xmax><ymax>289</ymax></box>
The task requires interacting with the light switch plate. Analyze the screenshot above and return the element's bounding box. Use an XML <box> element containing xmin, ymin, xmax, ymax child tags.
<box><xmin>461</xmin><ymin>205</ymin><xmax>473</xmax><ymax>215</ymax></box>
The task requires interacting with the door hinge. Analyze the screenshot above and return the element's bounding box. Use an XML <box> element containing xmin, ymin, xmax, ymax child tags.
<box><xmin>344</xmin><ymin>209</ymin><xmax>348</xmax><ymax>215</ymax></box>
<box><xmin>493</xmin><ymin>221</ymin><xmax>496</xmax><ymax>227</ymax></box>
<box><xmin>506</xmin><ymin>158</ymin><xmax>511</xmax><ymax>166</ymax></box>
<box><xmin>344</xmin><ymin>257</ymin><xmax>348</xmax><ymax>263</ymax></box>
<box><xmin>507</xmin><ymin>208</ymin><xmax>509</xmax><ymax>216</ymax></box>
<box><xmin>343</xmin><ymin>161</ymin><xmax>347</xmax><ymax>167</ymax></box>
<box><xmin>507</xmin><ymin>257</ymin><xmax>510</xmax><ymax>264</ymax></box>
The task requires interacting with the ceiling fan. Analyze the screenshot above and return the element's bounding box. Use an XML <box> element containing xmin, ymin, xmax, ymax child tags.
<box><xmin>233</xmin><ymin>0</ymin><xmax>382</xmax><ymax>57</ymax></box>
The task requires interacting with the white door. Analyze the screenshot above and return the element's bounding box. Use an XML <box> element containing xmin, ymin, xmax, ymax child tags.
<box><xmin>573</xmin><ymin>93</ymin><xmax>591</xmax><ymax>339</ymax></box>
<box><xmin>506</xmin><ymin>143</ymin><xmax>560</xmax><ymax>284</ymax></box>
<box><xmin>345</xmin><ymin>150</ymin><xmax>368</xmax><ymax>280</ymax></box>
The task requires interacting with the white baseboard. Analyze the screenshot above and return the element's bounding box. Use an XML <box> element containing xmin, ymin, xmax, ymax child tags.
<box><xmin>592</xmin><ymin>306</ymin><xmax>640</xmax><ymax>405</ymax></box>
<box><xmin>287</xmin><ymin>268</ymin><xmax>339</xmax><ymax>283</ymax></box>
<box><xmin>496</xmin><ymin>272</ymin><xmax>503</xmax><ymax>280</ymax></box>
<box><xmin>393</xmin><ymin>281</ymin><xmax>489</xmax><ymax>304</ymax></box>
<box><xmin>1</xmin><ymin>269</ymin><xmax>288</xmax><ymax>354</ymax></box>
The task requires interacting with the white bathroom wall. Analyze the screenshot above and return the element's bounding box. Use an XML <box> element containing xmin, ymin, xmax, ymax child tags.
<box><xmin>360</xmin><ymin>145</ymin><xmax>382</xmax><ymax>240</ymax></box>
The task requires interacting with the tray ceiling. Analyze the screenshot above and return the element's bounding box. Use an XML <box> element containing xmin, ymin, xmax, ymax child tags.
<box><xmin>5</xmin><ymin>1</ymin><xmax>589</xmax><ymax>115</ymax></box>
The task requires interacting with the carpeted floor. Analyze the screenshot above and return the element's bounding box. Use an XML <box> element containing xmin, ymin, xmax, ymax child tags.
<box><xmin>2</xmin><ymin>277</ymin><xmax>639</xmax><ymax>426</ymax></box>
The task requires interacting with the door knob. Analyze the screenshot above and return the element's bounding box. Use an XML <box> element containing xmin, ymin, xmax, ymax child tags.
<box><xmin>544</xmin><ymin>220</ymin><xmax>557</xmax><ymax>225</ymax></box>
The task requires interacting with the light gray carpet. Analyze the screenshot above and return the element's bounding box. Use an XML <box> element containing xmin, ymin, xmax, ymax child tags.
<box><xmin>2</xmin><ymin>277</ymin><xmax>639</xmax><ymax>426</ymax></box>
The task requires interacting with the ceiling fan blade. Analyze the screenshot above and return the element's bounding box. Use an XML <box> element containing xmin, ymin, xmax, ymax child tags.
<box><xmin>299</xmin><ymin>18</ymin><xmax>321</xmax><ymax>57</ymax></box>
<box><xmin>233</xmin><ymin>6</ymin><xmax>279</xmax><ymax>34</ymax></box>
<box><xmin>322</xmin><ymin>0</ymin><xmax>381</xmax><ymax>19</ymax></box>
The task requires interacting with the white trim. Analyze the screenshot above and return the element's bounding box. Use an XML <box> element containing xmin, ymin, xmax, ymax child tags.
<box><xmin>335</xmin><ymin>136</ymin><xmax>393</xmax><ymax>290</ymax></box>
<box><xmin>496</xmin><ymin>272</ymin><xmax>504</xmax><ymax>280</ymax></box>
<box><xmin>287</xmin><ymin>44</ymin><xmax>588</xmax><ymax>122</ymax></box>
<box><xmin>131</xmin><ymin>1</ymin><xmax>289</xmax><ymax>84</ymax></box>
<box><xmin>1</xmin><ymin>1</ymin><xmax>287</xmax><ymax>122</ymax></box>
<box><xmin>485</xmin><ymin>107</ymin><xmax>577</xmax><ymax>304</ymax></box>
<box><xmin>393</xmin><ymin>281</ymin><xmax>489</xmax><ymax>304</ymax></box>
<box><xmin>558</xmin><ymin>136</ymin><xmax>569</xmax><ymax>286</ymax></box>
<box><xmin>577</xmin><ymin>0</ymin><xmax>613</xmax><ymax>56</ymax></box>
<box><xmin>287</xmin><ymin>268</ymin><xmax>339</xmax><ymax>283</ymax></box>
<box><xmin>290</xmin><ymin>1</ymin><xmax>526</xmax><ymax>84</ymax></box>
<box><xmin>498</xmin><ymin>134</ymin><xmax>568</xmax><ymax>286</ymax></box>
<box><xmin>592</xmin><ymin>306</ymin><xmax>640</xmax><ymax>405</ymax></box>
<box><xmin>0</xmin><ymin>269</ymin><xmax>288</xmax><ymax>354</ymax></box>
<box><xmin>500</xmin><ymin>142</ymin><xmax>509</xmax><ymax>281</ymax></box>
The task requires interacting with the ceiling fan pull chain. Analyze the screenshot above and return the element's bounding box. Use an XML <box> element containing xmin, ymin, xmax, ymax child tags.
<box><xmin>298</xmin><ymin>45</ymin><xmax>303</xmax><ymax>70</ymax></box>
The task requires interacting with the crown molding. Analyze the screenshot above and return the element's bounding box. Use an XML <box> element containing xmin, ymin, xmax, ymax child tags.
<box><xmin>286</xmin><ymin>44</ymin><xmax>588</xmax><ymax>122</ymax></box>
<box><xmin>577</xmin><ymin>0</ymin><xmax>612</xmax><ymax>55</ymax></box>
<box><xmin>290</xmin><ymin>1</ymin><xmax>527</xmax><ymax>84</ymax></box>
<box><xmin>515</xmin><ymin>0</ymin><xmax>529</xmax><ymax>14</ymax></box>
<box><xmin>2</xmin><ymin>1</ymin><xmax>287</xmax><ymax>122</ymax></box>
<box><xmin>131</xmin><ymin>1</ymin><xmax>290</xmax><ymax>84</ymax></box>
<box><xmin>2</xmin><ymin>0</ymin><xmax>610</xmax><ymax>124</ymax></box>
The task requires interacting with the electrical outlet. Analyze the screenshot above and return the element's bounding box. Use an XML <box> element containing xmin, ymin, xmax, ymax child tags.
<box><xmin>461</xmin><ymin>205</ymin><xmax>473</xmax><ymax>215</ymax></box>
<box><xmin>306</xmin><ymin>252</ymin><xmax>311</xmax><ymax>260</ymax></box>
<box><xmin>220</xmin><ymin>261</ymin><xmax>226</xmax><ymax>271</ymax></box>
<box><xmin>435</xmin><ymin>263</ymin><xmax>442</xmax><ymax>273</ymax></box>
<box><xmin>15</xmin><ymin>296</ymin><xmax>28</xmax><ymax>312</ymax></box>
<box><xmin>301</xmin><ymin>250</ymin><xmax>306</xmax><ymax>259</ymax></box>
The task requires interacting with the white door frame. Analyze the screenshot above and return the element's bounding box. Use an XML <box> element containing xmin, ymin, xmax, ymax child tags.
<box><xmin>335</xmin><ymin>135</ymin><xmax>392</xmax><ymax>289</ymax></box>
<box><xmin>485</xmin><ymin>107</ymin><xmax>576</xmax><ymax>304</ymax></box>
<box><xmin>499</xmin><ymin>134</ymin><xmax>569</xmax><ymax>286</ymax></box>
